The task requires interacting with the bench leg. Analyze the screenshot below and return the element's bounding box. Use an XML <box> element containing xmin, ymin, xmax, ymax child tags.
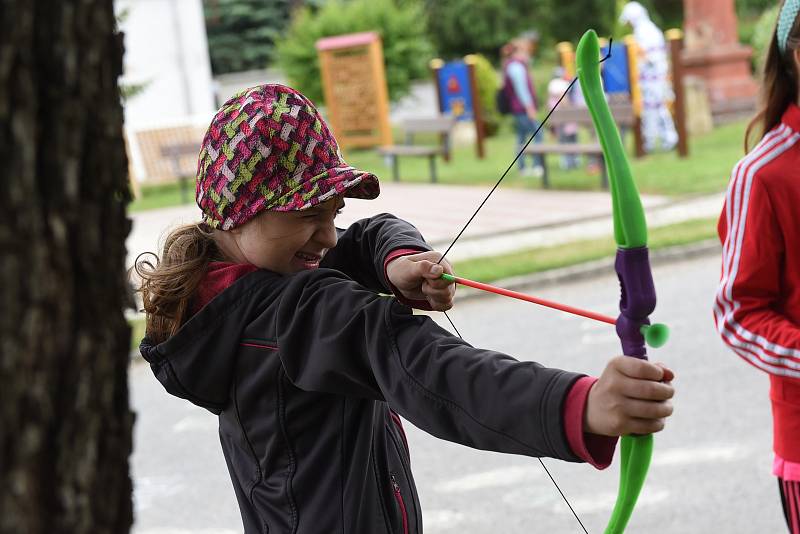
<box><xmin>541</xmin><ymin>157</ymin><xmax>550</xmax><ymax>189</ymax></box>
<box><xmin>171</xmin><ymin>159</ymin><xmax>190</xmax><ymax>204</ymax></box>
<box><xmin>601</xmin><ymin>157</ymin><xmax>608</xmax><ymax>190</ymax></box>
<box><xmin>391</xmin><ymin>156</ymin><xmax>399</xmax><ymax>182</ymax></box>
<box><xmin>429</xmin><ymin>156</ymin><xmax>437</xmax><ymax>183</ymax></box>
<box><xmin>181</xmin><ymin>175</ymin><xmax>190</xmax><ymax>204</ymax></box>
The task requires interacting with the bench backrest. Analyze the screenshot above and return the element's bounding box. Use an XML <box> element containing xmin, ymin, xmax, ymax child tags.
<box><xmin>161</xmin><ymin>142</ymin><xmax>200</xmax><ymax>159</ymax></box>
<box><xmin>403</xmin><ymin>116</ymin><xmax>457</xmax><ymax>134</ymax></box>
<box><xmin>548</xmin><ymin>101</ymin><xmax>635</xmax><ymax>128</ymax></box>
<box><xmin>402</xmin><ymin>116</ymin><xmax>456</xmax><ymax>157</ymax></box>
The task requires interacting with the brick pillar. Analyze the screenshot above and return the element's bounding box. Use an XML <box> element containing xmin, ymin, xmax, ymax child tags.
<box><xmin>682</xmin><ymin>0</ymin><xmax>759</xmax><ymax>121</ymax></box>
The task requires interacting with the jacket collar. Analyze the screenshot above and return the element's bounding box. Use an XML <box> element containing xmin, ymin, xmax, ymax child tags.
<box><xmin>139</xmin><ymin>268</ymin><xmax>279</xmax><ymax>414</ymax></box>
<box><xmin>783</xmin><ymin>102</ymin><xmax>800</xmax><ymax>132</ymax></box>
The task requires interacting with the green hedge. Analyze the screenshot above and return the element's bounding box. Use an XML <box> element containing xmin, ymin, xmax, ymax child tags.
<box><xmin>468</xmin><ymin>54</ymin><xmax>501</xmax><ymax>136</ymax></box>
<box><xmin>736</xmin><ymin>0</ymin><xmax>776</xmax><ymax>16</ymax></box>
<box><xmin>276</xmin><ymin>0</ymin><xmax>432</xmax><ymax>104</ymax></box>
<box><xmin>204</xmin><ymin>0</ymin><xmax>291</xmax><ymax>74</ymax></box>
<box><xmin>424</xmin><ymin>0</ymin><xmax>545</xmax><ymax>61</ymax></box>
<box><xmin>751</xmin><ymin>5</ymin><xmax>780</xmax><ymax>74</ymax></box>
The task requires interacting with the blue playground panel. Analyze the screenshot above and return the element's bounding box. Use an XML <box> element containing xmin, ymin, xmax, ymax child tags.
<box><xmin>601</xmin><ymin>42</ymin><xmax>631</xmax><ymax>95</ymax></box>
<box><xmin>436</xmin><ymin>61</ymin><xmax>474</xmax><ymax>121</ymax></box>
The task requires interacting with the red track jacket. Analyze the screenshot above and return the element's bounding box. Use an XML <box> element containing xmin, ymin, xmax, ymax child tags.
<box><xmin>714</xmin><ymin>103</ymin><xmax>800</xmax><ymax>461</ymax></box>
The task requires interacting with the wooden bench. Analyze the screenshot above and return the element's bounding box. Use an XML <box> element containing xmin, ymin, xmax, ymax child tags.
<box><xmin>377</xmin><ymin>116</ymin><xmax>456</xmax><ymax>183</ymax></box>
<box><xmin>161</xmin><ymin>142</ymin><xmax>200</xmax><ymax>203</ymax></box>
<box><xmin>523</xmin><ymin>100</ymin><xmax>636</xmax><ymax>189</ymax></box>
<box><xmin>710</xmin><ymin>96</ymin><xmax>757</xmax><ymax>125</ymax></box>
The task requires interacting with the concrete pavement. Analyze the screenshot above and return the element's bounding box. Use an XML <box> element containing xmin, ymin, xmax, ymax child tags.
<box><xmin>130</xmin><ymin>253</ymin><xmax>781</xmax><ymax>533</ymax></box>
<box><xmin>126</xmin><ymin>182</ymin><xmax>725</xmax><ymax>269</ymax></box>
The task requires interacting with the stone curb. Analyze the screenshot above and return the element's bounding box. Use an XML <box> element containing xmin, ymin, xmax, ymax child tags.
<box><xmin>450</xmin><ymin>238</ymin><xmax>722</xmax><ymax>302</ymax></box>
<box><xmin>427</xmin><ymin>192</ymin><xmax>722</xmax><ymax>248</ymax></box>
<box><xmin>429</xmin><ymin>193</ymin><xmax>723</xmax><ymax>262</ymax></box>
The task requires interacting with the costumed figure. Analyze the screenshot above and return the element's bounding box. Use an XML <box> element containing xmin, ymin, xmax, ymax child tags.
<box><xmin>619</xmin><ymin>1</ymin><xmax>679</xmax><ymax>152</ymax></box>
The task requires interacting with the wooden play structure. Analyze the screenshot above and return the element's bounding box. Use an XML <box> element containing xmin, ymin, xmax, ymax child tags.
<box><xmin>315</xmin><ymin>32</ymin><xmax>392</xmax><ymax>150</ymax></box>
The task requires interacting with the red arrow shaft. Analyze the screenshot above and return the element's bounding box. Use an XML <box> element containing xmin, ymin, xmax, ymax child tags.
<box><xmin>450</xmin><ymin>275</ymin><xmax>617</xmax><ymax>326</ymax></box>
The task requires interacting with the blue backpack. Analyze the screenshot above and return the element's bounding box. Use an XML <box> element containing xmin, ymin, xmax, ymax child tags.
<box><xmin>496</xmin><ymin>86</ymin><xmax>512</xmax><ymax>115</ymax></box>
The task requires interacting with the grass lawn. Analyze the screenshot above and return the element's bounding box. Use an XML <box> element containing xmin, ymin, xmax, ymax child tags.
<box><xmin>129</xmin><ymin>119</ymin><xmax>745</xmax><ymax>213</ymax></box>
<box><xmin>129</xmin><ymin>180</ymin><xmax>195</xmax><ymax>213</ymax></box>
<box><xmin>453</xmin><ymin>216</ymin><xmax>719</xmax><ymax>283</ymax></box>
<box><xmin>129</xmin><ymin>316</ymin><xmax>146</xmax><ymax>353</ymax></box>
<box><xmin>342</xmin><ymin>119</ymin><xmax>745</xmax><ymax>196</ymax></box>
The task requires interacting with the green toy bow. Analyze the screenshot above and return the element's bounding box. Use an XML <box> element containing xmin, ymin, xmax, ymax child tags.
<box><xmin>435</xmin><ymin>29</ymin><xmax>669</xmax><ymax>533</ymax></box>
<box><xmin>576</xmin><ymin>29</ymin><xmax>669</xmax><ymax>533</ymax></box>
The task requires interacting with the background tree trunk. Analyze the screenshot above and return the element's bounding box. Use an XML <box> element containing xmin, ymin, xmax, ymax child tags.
<box><xmin>0</xmin><ymin>1</ymin><xmax>134</xmax><ymax>532</ymax></box>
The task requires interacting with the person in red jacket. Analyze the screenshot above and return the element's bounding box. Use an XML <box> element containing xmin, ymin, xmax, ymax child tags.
<box><xmin>136</xmin><ymin>83</ymin><xmax>675</xmax><ymax>533</ymax></box>
<box><xmin>714</xmin><ymin>3</ymin><xmax>800</xmax><ymax>531</ymax></box>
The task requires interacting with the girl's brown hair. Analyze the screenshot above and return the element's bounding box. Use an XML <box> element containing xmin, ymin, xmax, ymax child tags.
<box><xmin>134</xmin><ymin>223</ymin><xmax>222</xmax><ymax>344</ymax></box>
<box><xmin>745</xmin><ymin>7</ymin><xmax>800</xmax><ymax>152</ymax></box>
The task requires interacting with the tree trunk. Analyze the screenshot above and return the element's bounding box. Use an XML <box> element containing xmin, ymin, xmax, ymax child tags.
<box><xmin>0</xmin><ymin>1</ymin><xmax>134</xmax><ymax>533</ymax></box>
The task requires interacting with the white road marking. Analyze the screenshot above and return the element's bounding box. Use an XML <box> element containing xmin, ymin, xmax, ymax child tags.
<box><xmin>173</xmin><ymin>414</ymin><xmax>218</xmax><ymax>433</ymax></box>
<box><xmin>133</xmin><ymin>476</ymin><xmax>184</xmax><ymax>512</ymax></box>
<box><xmin>501</xmin><ymin>486</ymin><xmax>557</xmax><ymax>509</ymax></box>
<box><xmin>555</xmin><ymin>488</ymin><xmax>670</xmax><ymax>515</ymax></box>
<box><xmin>434</xmin><ymin>466</ymin><xmax>541</xmax><ymax>493</ymax></box>
<box><xmin>434</xmin><ymin>444</ymin><xmax>744</xmax><ymax>517</ymax></box>
<box><xmin>581</xmin><ymin>332</ymin><xmax>619</xmax><ymax>345</ymax></box>
<box><xmin>652</xmin><ymin>444</ymin><xmax>747</xmax><ymax>466</ymax></box>
<box><xmin>501</xmin><ymin>484</ymin><xmax>670</xmax><ymax>515</ymax></box>
<box><xmin>422</xmin><ymin>509</ymin><xmax>466</xmax><ymax>530</ymax></box>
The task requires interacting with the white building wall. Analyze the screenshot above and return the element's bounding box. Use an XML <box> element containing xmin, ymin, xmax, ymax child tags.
<box><xmin>116</xmin><ymin>0</ymin><xmax>216</xmax><ymax>128</ymax></box>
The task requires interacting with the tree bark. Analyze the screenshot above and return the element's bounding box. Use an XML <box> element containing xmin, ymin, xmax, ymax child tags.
<box><xmin>0</xmin><ymin>1</ymin><xmax>134</xmax><ymax>532</ymax></box>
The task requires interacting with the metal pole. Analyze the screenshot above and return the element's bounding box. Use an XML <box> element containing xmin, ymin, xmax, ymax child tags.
<box><xmin>465</xmin><ymin>55</ymin><xmax>486</xmax><ymax>159</ymax></box>
<box><xmin>429</xmin><ymin>58</ymin><xmax>451</xmax><ymax>162</ymax></box>
<box><xmin>624</xmin><ymin>36</ymin><xmax>647</xmax><ymax>159</ymax></box>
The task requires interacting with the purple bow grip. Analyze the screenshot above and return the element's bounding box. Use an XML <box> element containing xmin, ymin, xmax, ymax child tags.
<box><xmin>615</xmin><ymin>247</ymin><xmax>656</xmax><ymax>359</ymax></box>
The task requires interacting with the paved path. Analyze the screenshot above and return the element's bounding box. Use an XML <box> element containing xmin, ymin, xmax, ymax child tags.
<box><xmin>126</xmin><ymin>182</ymin><xmax>724</xmax><ymax>268</ymax></box>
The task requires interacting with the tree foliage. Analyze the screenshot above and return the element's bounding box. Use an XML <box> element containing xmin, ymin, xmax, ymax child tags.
<box><xmin>276</xmin><ymin>0</ymin><xmax>432</xmax><ymax>103</ymax></box>
<box><xmin>751</xmin><ymin>4</ymin><xmax>780</xmax><ymax>72</ymax></box>
<box><xmin>421</xmin><ymin>0</ymin><xmax>708</xmax><ymax>61</ymax></box>
<box><xmin>423</xmin><ymin>0</ymin><xmax>547</xmax><ymax>61</ymax></box>
<box><xmin>468</xmin><ymin>54</ymin><xmax>502</xmax><ymax>136</ymax></box>
<box><xmin>203</xmin><ymin>0</ymin><xmax>771</xmax><ymax>78</ymax></box>
<box><xmin>204</xmin><ymin>0</ymin><xmax>292</xmax><ymax>74</ymax></box>
<box><xmin>736</xmin><ymin>0</ymin><xmax>777</xmax><ymax>17</ymax></box>
<box><xmin>626</xmin><ymin>0</ymin><xmax>683</xmax><ymax>31</ymax></box>
<box><xmin>545</xmin><ymin>0</ymin><xmax>616</xmax><ymax>44</ymax></box>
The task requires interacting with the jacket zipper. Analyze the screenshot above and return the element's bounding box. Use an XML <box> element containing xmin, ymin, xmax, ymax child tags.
<box><xmin>389</xmin><ymin>411</ymin><xmax>410</xmax><ymax>458</ymax></box>
<box><xmin>391</xmin><ymin>474</ymin><xmax>409</xmax><ymax>534</ymax></box>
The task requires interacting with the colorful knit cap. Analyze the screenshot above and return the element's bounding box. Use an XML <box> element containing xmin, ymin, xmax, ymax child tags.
<box><xmin>778</xmin><ymin>0</ymin><xmax>800</xmax><ymax>54</ymax></box>
<box><xmin>196</xmin><ymin>84</ymin><xmax>380</xmax><ymax>230</ymax></box>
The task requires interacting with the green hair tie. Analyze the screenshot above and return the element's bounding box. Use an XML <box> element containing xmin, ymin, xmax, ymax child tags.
<box><xmin>778</xmin><ymin>0</ymin><xmax>800</xmax><ymax>54</ymax></box>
